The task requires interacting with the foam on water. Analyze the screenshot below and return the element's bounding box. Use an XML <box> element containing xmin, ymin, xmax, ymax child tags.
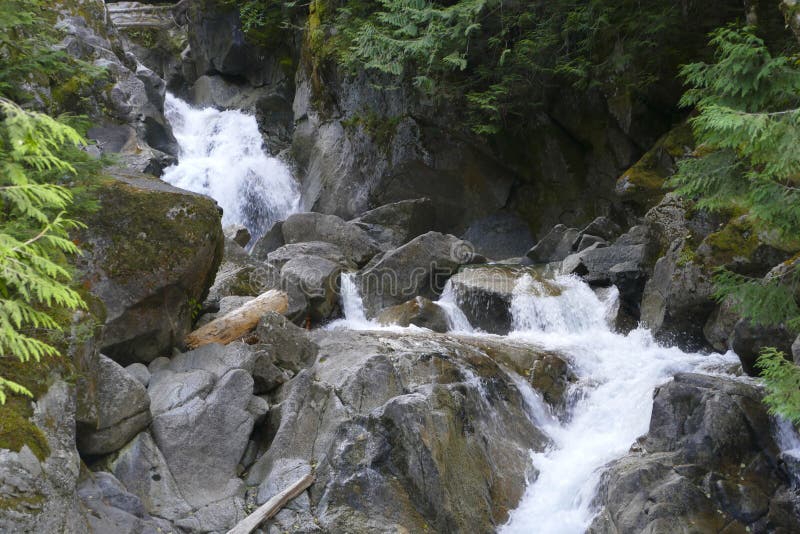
<box><xmin>161</xmin><ymin>94</ymin><xmax>299</xmax><ymax>243</ymax></box>
<box><xmin>500</xmin><ymin>274</ymin><xmax>739</xmax><ymax>533</ymax></box>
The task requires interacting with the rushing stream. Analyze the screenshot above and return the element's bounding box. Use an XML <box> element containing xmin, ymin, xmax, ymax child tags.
<box><xmin>161</xmin><ymin>94</ymin><xmax>299</xmax><ymax>243</ymax></box>
<box><xmin>333</xmin><ymin>269</ymin><xmax>741</xmax><ymax>532</ymax></box>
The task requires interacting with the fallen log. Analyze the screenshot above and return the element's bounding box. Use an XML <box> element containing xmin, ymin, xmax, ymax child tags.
<box><xmin>184</xmin><ymin>290</ymin><xmax>288</xmax><ymax>349</ymax></box>
<box><xmin>225</xmin><ymin>474</ymin><xmax>314</xmax><ymax>534</ymax></box>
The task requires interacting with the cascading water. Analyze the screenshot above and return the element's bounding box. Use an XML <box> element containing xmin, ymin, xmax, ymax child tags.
<box><xmin>500</xmin><ymin>274</ymin><xmax>739</xmax><ymax>533</ymax></box>
<box><xmin>161</xmin><ymin>94</ymin><xmax>299</xmax><ymax>243</ymax></box>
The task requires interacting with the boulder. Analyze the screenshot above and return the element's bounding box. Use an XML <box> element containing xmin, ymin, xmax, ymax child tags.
<box><xmin>640</xmin><ymin>239</ymin><xmax>715</xmax><ymax>351</ymax></box>
<box><xmin>351</xmin><ymin>198</ymin><xmax>437</xmax><ymax>250</ymax></box>
<box><xmin>251</xmin><ymin>312</ymin><xmax>319</xmax><ymax>394</ymax></box>
<box><xmin>124</xmin><ymin>363</ymin><xmax>150</xmax><ymax>388</ymax></box>
<box><xmin>280</xmin><ymin>255</ymin><xmax>343</xmax><ymax>323</ymax></box>
<box><xmin>526</xmin><ymin>224</ymin><xmax>580</xmax><ymax>263</ymax></box>
<box><xmin>266</xmin><ymin>241</ymin><xmax>353</xmax><ymax>271</ymax></box>
<box><xmin>147</xmin><ymin>343</ymin><xmax>258</xmax><ymax>511</ymax></box>
<box><xmin>76</xmin><ymin>178</ymin><xmax>223</xmax><ymax>365</ymax></box>
<box><xmin>376</xmin><ymin>296</ymin><xmax>450</xmax><ymax>332</ymax></box>
<box><xmin>580</xmin><ymin>216</ymin><xmax>622</xmax><ymax>243</ymax></box>
<box><xmin>246</xmin><ymin>329</ymin><xmax>552</xmax><ymax>533</ymax></box>
<box><xmin>0</xmin><ymin>380</ymin><xmax>87</xmax><ymax>533</ymax></box>
<box><xmin>224</xmin><ymin>225</ymin><xmax>251</xmax><ymax>248</ymax></box>
<box><xmin>562</xmin><ymin>225</ymin><xmax>658</xmax><ymax>321</ymax></box>
<box><xmin>282</xmin><ymin>212</ymin><xmax>381</xmax><ymax>266</ymax></box>
<box><xmin>703</xmin><ymin>296</ymin><xmax>741</xmax><ymax>353</ymax></box>
<box><xmin>730</xmin><ymin>320</ymin><xmax>795</xmax><ymax>376</ymax></box>
<box><xmin>447</xmin><ymin>267</ymin><xmax>524</xmax><ymax>334</ymax></box>
<box><xmin>590</xmin><ymin>373</ymin><xmax>800</xmax><ymax>533</ymax></box>
<box><xmin>104</xmin><ymin>431</ymin><xmax>192</xmax><ymax>522</ymax></box>
<box><xmin>357</xmin><ymin>232</ymin><xmax>484</xmax><ymax>317</ymax></box>
<box><xmin>462</xmin><ymin>211</ymin><xmax>535</xmax><ymax>260</ymax></box>
<box><xmin>77</xmin><ymin>471</ymin><xmax>175</xmax><ymax>534</ymax></box>
<box><xmin>249</xmin><ymin>221</ymin><xmax>285</xmax><ymax>260</ymax></box>
<box><xmin>77</xmin><ymin>355</ymin><xmax>151</xmax><ymax>456</ymax></box>
<box><xmin>205</xmin><ymin>238</ymin><xmax>266</xmax><ymax>305</ymax></box>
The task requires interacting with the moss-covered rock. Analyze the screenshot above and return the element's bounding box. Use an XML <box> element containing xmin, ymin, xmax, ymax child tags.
<box><xmin>75</xmin><ymin>174</ymin><xmax>224</xmax><ymax>365</ymax></box>
<box><xmin>615</xmin><ymin>123</ymin><xmax>694</xmax><ymax>215</ymax></box>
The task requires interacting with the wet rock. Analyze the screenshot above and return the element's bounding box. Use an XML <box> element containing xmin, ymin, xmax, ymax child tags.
<box><xmin>376</xmin><ymin>296</ymin><xmax>450</xmax><ymax>332</ymax></box>
<box><xmin>246</xmin><ymin>329</ymin><xmax>551</xmax><ymax>533</ymax></box>
<box><xmin>357</xmin><ymin>232</ymin><xmax>484</xmax><ymax>317</ymax></box>
<box><xmin>282</xmin><ymin>212</ymin><xmax>381</xmax><ymax>266</ymax></box>
<box><xmin>77</xmin><ymin>179</ymin><xmax>223</xmax><ymax>365</ymax></box>
<box><xmin>530</xmin><ymin>354</ymin><xmax>575</xmax><ymax>410</ymax></box>
<box><xmin>640</xmin><ymin>239</ymin><xmax>715</xmax><ymax>351</ymax></box>
<box><xmin>351</xmin><ymin>198</ymin><xmax>437</xmax><ymax>251</ymax></box>
<box><xmin>590</xmin><ymin>373</ymin><xmax>800</xmax><ymax>534</ymax></box>
<box><xmin>462</xmin><ymin>211</ymin><xmax>535</xmax><ymax>260</ymax></box>
<box><xmin>77</xmin><ymin>356</ymin><xmax>151</xmax><ymax>456</ymax></box>
<box><xmin>526</xmin><ymin>224</ymin><xmax>580</xmax><ymax>263</ymax></box>
<box><xmin>447</xmin><ymin>267</ymin><xmax>523</xmax><ymax>334</ymax></box>
<box><xmin>703</xmin><ymin>296</ymin><xmax>740</xmax><ymax>353</ymax></box>
<box><xmin>224</xmin><ymin>224</ymin><xmax>251</xmax><ymax>248</ymax></box>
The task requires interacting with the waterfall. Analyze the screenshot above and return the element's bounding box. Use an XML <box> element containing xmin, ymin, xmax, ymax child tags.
<box><xmin>437</xmin><ymin>280</ymin><xmax>475</xmax><ymax>333</ymax></box>
<box><xmin>161</xmin><ymin>94</ymin><xmax>299</xmax><ymax>243</ymax></box>
<box><xmin>339</xmin><ymin>272</ymin><xmax>370</xmax><ymax>326</ymax></box>
<box><xmin>500</xmin><ymin>274</ymin><xmax>738</xmax><ymax>534</ymax></box>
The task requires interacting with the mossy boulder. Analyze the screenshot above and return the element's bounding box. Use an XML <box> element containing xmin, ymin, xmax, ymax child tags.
<box><xmin>75</xmin><ymin>175</ymin><xmax>224</xmax><ymax>365</ymax></box>
<box><xmin>615</xmin><ymin>123</ymin><xmax>694</xmax><ymax>215</ymax></box>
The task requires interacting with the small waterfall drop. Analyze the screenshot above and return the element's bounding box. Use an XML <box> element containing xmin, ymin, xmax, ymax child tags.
<box><xmin>437</xmin><ymin>280</ymin><xmax>475</xmax><ymax>333</ymax></box>
<box><xmin>501</xmin><ymin>274</ymin><xmax>738</xmax><ymax>534</ymax></box>
<box><xmin>161</xmin><ymin>94</ymin><xmax>299</xmax><ymax>243</ymax></box>
<box><xmin>338</xmin><ymin>272</ymin><xmax>370</xmax><ymax>327</ymax></box>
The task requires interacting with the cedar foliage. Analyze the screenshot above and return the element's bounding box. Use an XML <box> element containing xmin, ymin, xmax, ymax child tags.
<box><xmin>0</xmin><ymin>0</ymin><xmax>98</xmax><ymax>403</ymax></box>
<box><xmin>669</xmin><ymin>25</ymin><xmax>800</xmax><ymax>418</ymax></box>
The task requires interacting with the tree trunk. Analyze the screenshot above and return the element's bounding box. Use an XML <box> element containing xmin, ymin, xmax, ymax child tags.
<box><xmin>184</xmin><ymin>290</ymin><xmax>288</xmax><ymax>349</ymax></box>
<box><xmin>225</xmin><ymin>474</ymin><xmax>314</xmax><ymax>534</ymax></box>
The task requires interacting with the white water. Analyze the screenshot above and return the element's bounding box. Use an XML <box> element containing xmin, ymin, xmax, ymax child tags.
<box><xmin>501</xmin><ymin>274</ymin><xmax>738</xmax><ymax>533</ymax></box>
<box><xmin>161</xmin><ymin>94</ymin><xmax>299</xmax><ymax>243</ymax></box>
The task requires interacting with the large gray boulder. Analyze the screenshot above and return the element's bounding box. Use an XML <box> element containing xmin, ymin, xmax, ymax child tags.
<box><xmin>447</xmin><ymin>267</ymin><xmax>541</xmax><ymax>334</ymax></box>
<box><xmin>77</xmin><ymin>471</ymin><xmax>176</xmax><ymax>534</ymax></box>
<box><xmin>266</xmin><ymin>241</ymin><xmax>353</xmax><ymax>271</ymax></box>
<box><xmin>146</xmin><ymin>343</ymin><xmax>259</xmax><ymax>516</ymax></box>
<box><xmin>351</xmin><ymin>198</ymin><xmax>437</xmax><ymax>250</ymax></box>
<box><xmin>246</xmin><ymin>329</ymin><xmax>558</xmax><ymax>533</ymax></box>
<box><xmin>526</xmin><ymin>224</ymin><xmax>580</xmax><ymax>263</ymax></box>
<box><xmin>357</xmin><ymin>232</ymin><xmax>484</xmax><ymax>317</ymax></box>
<box><xmin>78</xmin><ymin>178</ymin><xmax>223</xmax><ymax>365</ymax></box>
<box><xmin>77</xmin><ymin>355</ymin><xmax>151</xmax><ymax>456</ymax></box>
<box><xmin>282</xmin><ymin>212</ymin><xmax>381</xmax><ymax>266</ymax></box>
<box><xmin>590</xmin><ymin>373</ymin><xmax>800</xmax><ymax>534</ymax></box>
<box><xmin>280</xmin><ymin>255</ymin><xmax>343</xmax><ymax>323</ymax></box>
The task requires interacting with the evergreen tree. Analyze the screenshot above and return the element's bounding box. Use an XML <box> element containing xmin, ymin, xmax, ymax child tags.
<box><xmin>669</xmin><ymin>25</ymin><xmax>800</xmax><ymax>420</ymax></box>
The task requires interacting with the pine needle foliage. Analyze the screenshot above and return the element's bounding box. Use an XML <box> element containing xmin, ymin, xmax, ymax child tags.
<box><xmin>669</xmin><ymin>25</ymin><xmax>800</xmax><ymax>419</ymax></box>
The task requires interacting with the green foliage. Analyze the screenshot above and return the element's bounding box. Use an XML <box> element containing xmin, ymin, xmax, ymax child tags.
<box><xmin>756</xmin><ymin>347</ymin><xmax>800</xmax><ymax>424</ymax></box>
<box><xmin>0</xmin><ymin>0</ymin><xmax>103</xmax><ymax>404</ymax></box>
<box><xmin>341</xmin><ymin>0</ymin><xmax>682</xmax><ymax>134</ymax></box>
<box><xmin>670</xmin><ymin>25</ymin><xmax>800</xmax><ymax>420</ymax></box>
<box><xmin>0</xmin><ymin>99</ymin><xmax>87</xmax><ymax>404</ymax></box>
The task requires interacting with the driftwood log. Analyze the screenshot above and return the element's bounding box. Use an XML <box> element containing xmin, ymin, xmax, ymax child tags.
<box><xmin>184</xmin><ymin>290</ymin><xmax>288</xmax><ymax>349</ymax></box>
<box><xmin>225</xmin><ymin>474</ymin><xmax>315</xmax><ymax>534</ymax></box>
